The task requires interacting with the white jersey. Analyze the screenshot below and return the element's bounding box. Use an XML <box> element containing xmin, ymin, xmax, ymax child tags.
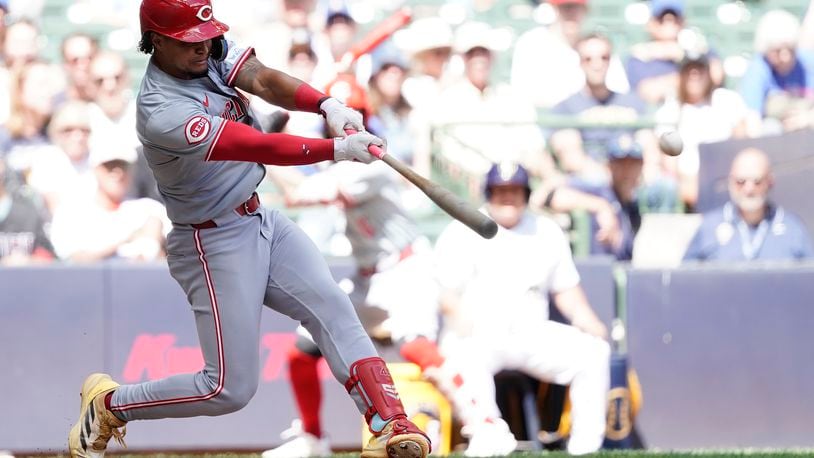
<box><xmin>434</xmin><ymin>210</ymin><xmax>580</xmax><ymax>335</ymax></box>
<box><xmin>136</xmin><ymin>42</ymin><xmax>265</xmax><ymax>225</ymax></box>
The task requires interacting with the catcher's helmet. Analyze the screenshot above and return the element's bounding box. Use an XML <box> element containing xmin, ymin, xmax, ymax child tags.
<box><xmin>140</xmin><ymin>0</ymin><xmax>229</xmax><ymax>43</ymax></box>
<box><xmin>484</xmin><ymin>162</ymin><xmax>531</xmax><ymax>201</ymax></box>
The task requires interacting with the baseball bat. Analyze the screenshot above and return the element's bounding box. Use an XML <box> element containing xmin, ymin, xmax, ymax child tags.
<box><xmin>346</xmin><ymin>129</ymin><xmax>498</xmax><ymax>239</ymax></box>
<box><xmin>336</xmin><ymin>7</ymin><xmax>412</xmax><ymax>73</ymax></box>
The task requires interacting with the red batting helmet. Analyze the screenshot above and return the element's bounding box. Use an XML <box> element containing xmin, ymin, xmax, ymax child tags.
<box><xmin>140</xmin><ymin>0</ymin><xmax>229</xmax><ymax>42</ymax></box>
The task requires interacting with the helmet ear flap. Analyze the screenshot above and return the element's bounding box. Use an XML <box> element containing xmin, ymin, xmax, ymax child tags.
<box><xmin>210</xmin><ymin>36</ymin><xmax>228</xmax><ymax>61</ymax></box>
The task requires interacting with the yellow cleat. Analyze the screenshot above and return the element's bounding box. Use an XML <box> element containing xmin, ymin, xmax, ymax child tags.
<box><xmin>68</xmin><ymin>373</ymin><xmax>127</xmax><ymax>457</ymax></box>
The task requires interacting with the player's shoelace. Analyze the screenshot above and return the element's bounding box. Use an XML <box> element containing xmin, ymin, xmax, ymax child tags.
<box><xmin>87</xmin><ymin>405</ymin><xmax>127</xmax><ymax>450</ymax></box>
<box><xmin>95</xmin><ymin>422</ymin><xmax>126</xmax><ymax>449</ymax></box>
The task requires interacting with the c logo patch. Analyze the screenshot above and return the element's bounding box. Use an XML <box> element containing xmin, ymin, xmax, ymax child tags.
<box><xmin>185</xmin><ymin>115</ymin><xmax>211</xmax><ymax>144</ymax></box>
<box><xmin>196</xmin><ymin>5</ymin><xmax>213</xmax><ymax>21</ymax></box>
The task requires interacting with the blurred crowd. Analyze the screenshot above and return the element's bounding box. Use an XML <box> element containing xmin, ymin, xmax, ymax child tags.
<box><xmin>1</xmin><ymin>0</ymin><xmax>814</xmax><ymax>268</ymax></box>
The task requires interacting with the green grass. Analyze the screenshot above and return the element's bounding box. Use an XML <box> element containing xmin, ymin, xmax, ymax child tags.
<box><xmin>16</xmin><ymin>451</ymin><xmax>814</xmax><ymax>458</ymax></box>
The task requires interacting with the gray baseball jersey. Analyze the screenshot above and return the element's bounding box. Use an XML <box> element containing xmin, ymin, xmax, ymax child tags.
<box><xmin>136</xmin><ymin>43</ymin><xmax>264</xmax><ymax>225</ymax></box>
<box><xmin>109</xmin><ymin>42</ymin><xmax>378</xmax><ymax>421</ymax></box>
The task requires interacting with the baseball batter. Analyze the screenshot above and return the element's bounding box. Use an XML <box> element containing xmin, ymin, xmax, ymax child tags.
<box><xmin>433</xmin><ymin>162</ymin><xmax>611</xmax><ymax>456</ymax></box>
<box><xmin>68</xmin><ymin>1</ymin><xmax>430</xmax><ymax>457</ymax></box>
<box><xmin>263</xmin><ymin>160</ymin><xmax>441</xmax><ymax>456</ymax></box>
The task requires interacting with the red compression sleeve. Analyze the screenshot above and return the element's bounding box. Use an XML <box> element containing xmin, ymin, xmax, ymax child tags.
<box><xmin>207</xmin><ymin>120</ymin><xmax>334</xmax><ymax>165</ymax></box>
<box><xmin>294</xmin><ymin>82</ymin><xmax>328</xmax><ymax>113</ymax></box>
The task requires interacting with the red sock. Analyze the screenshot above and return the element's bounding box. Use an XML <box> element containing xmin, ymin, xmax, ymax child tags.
<box><xmin>399</xmin><ymin>336</ymin><xmax>445</xmax><ymax>371</ymax></box>
<box><xmin>104</xmin><ymin>391</ymin><xmax>127</xmax><ymax>422</ymax></box>
<box><xmin>288</xmin><ymin>347</ymin><xmax>323</xmax><ymax>438</ymax></box>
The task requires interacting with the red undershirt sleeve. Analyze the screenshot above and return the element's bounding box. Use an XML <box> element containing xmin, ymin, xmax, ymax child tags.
<box><xmin>206</xmin><ymin>120</ymin><xmax>334</xmax><ymax>165</ymax></box>
<box><xmin>294</xmin><ymin>82</ymin><xmax>329</xmax><ymax>113</ymax></box>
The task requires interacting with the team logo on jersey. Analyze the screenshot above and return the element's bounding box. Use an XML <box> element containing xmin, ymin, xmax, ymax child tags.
<box><xmin>220</xmin><ymin>94</ymin><xmax>249</xmax><ymax>121</ymax></box>
<box><xmin>196</xmin><ymin>5</ymin><xmax>213</xmax><ymax>21</ymax></box>
<box><xmin>184</xmin><ymin>115</ymin><xmax>211</xmax><ymax>144</ymax></box>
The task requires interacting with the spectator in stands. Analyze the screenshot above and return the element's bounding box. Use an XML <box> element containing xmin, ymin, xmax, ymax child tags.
<box><xmin>87</xmin><ymin>50</ymin><xmax>139</xmax><ymax>149</ymax></box>
<box><xmin>0</xmin><ymin>20</ymin><xmax>48</xmax><ymax>128</ymax></box>
<box><xmin>26</xmin><ymin>101</ymin><xmax>95</xmax><ymax>213</ymax></box>
<box><xmin>49</xmin><ymin>141</ymin><xmax>168</xmax><ymax>263</ymax></box>
<box><xmin>367</xmin><ymin>45</ymin><xmax>430</xmax><ymax>179</ymax></box>
<box><xmin>0</xmin><ymin>1</ymin><xmax>8</xmax><ymax>50</ymax></box>
<box><xmin>277</xmin><ymin>36</ymin><xmax>324</xmax><ymax>138</ymax></box>
<box><xmin>308</xmin><ymin>4</ymin><xmax>366</xmax><ymax>87</ymax></box>
<box><xmin>683</xmin><ymin>148</ymin><xmax>814</xmax><ymax>262</ymax></box>
<box><xmin>60</xmin><ymin>32</ymin><xmax>99</xmax><ymax>103</ymax></box>
<box><xmin>656</xmin><ymin>53</ymin><xmax>749</xmax><ymax>210</ymax></box>
<box><xmin>433</xmin><ymin>22</ymin><xmax>545</xmax><ymax>194</ymax></box>
<box><xmin>0</xmin><ymin>61</ymin><xmax>66</xmax><ymax>174</ymax></box>
<box><xmin>549</xmin><ymin>33</ymin><xmax>649</xmax><ymax>184</ymax></box>
<box><xmin>321</xmin><ymin>5</ymin><xmax>355</xmax><ymax>65</ymax></box>
<box><xmin>511</xmin><ymin>0</ymin><xmax>629</xmax><ymax>109</ymax></box>
<box><xmin>394</xmin><ymin>17</ymin><xmax>454</xmax><ymax>110</ymax></box>
<box><xmin>286</xmin><ymin>33</ymin><xmax>319</xmax><ymax>83</ymax></box>
<box><xmin>533</xmin><ymin>135</ymin><xmax>644</xmax><ymax>260</ymax></box>
<box><xmin>434</xmin><ymin>162</ymin><xmax>609</xmax><ymax>456</ymax></box>
<box><xmin>625</xmin><ymin>0</ymin><xmax>723</xmax><ymax>106</ymax></box>
<box><xmin>252</xmin><ymin>0</ymin><xmax>320</xmax><ymax>78</ymax></box>
<box><xmin>0</xmin><ymin>156</ymin><xmax>53</xmax><ymax>265</ymax></box>
<box><xmin>3</xmin><ymin>20</ymin><xmax>40</xmax><ymax>73</ymax></box>
<box><xmin>739</xmin><ymin>9</ymin><xmax>814</xmax><ymax>136</ymax></box>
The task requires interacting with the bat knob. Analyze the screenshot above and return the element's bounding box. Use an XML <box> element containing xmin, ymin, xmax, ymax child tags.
<box><xmin>480</xmin><ymin>219</ymin><xmax>499</xmax><ymax>239</ymax></box>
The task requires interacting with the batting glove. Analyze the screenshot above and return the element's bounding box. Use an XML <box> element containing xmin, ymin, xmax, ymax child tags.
<box><xmin>333</xmin><ymin>132</ymin><xmax>384</xmax><ymax>164</ymax></box>
<box><xmin>320</xmin><ymin>97</ymin><xmax>365</xmax><ymax>137</ymax></box>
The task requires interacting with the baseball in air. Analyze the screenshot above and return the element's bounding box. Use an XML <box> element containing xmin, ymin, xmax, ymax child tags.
<box><xmin>659</xmin><ymin>131</ymin><xmax>683</xmax><ymax>156</ymax></box>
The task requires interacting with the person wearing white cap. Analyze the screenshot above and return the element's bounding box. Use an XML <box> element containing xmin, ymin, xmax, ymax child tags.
<box><xmin>740</xmin><ymin>9</ymin><xmax>814</xmax><ymax>135</ymax></box>
<box><xmin>48</xmin><ymin>141</ymin><xmax>169</xmax><ymax>262</ymax></box>
<box><xmin>394</xmin><ymin>17</ymin><xmax>455</xmax><ymax>111</ymax></box>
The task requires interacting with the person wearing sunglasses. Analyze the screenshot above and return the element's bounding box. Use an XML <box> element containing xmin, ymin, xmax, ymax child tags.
<box><xmin>88</xmin><ymin>50</ymin><xmax>140</xmax><ymax>150</ymax></box>
<box><xmin>683</xmin><ymin>147</ymin><xmax>813</xmax><ymax>262</ymax></box>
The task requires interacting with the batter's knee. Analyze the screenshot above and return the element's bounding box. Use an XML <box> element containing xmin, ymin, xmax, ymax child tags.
<box><xmin>215</xmin><ymin>379</ymin><xmax>259</xmax><ymax>414</ymax></box>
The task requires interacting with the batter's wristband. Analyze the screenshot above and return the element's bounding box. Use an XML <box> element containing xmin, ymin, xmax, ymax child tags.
<box><xmin>294</xmin><ymin>83</ymin><xmax>326</xmax><ymax>113</ymax></box>
<box><xmin>317</xmin><ymin>96</ymin><xmax>331</xmax><ymax>117</ymax></box>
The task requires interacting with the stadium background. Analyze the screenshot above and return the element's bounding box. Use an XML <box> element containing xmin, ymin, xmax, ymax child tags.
<box><xmin>1</xmin><ymin>0</ymin><xmax>813</xmax><ymax>455</ymax></box>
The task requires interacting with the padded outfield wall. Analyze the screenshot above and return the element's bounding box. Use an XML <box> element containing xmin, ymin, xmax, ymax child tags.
<box><xmin>1</xmin><ymin>259</ymin><xmax>813</xmax><ymax>452</ymax></box>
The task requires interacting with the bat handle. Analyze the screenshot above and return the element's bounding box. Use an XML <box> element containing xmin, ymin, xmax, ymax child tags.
<box><xmin>344</xmin><ymin>128</ymin><xmax>387</xmax><ymax>160</ymax></box>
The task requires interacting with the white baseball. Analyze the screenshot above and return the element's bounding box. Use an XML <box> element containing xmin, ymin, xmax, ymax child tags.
<box><xmin>659</xmin><ymin>131</ymin><xmax>683</xmax><ymax>157</ymax></box>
